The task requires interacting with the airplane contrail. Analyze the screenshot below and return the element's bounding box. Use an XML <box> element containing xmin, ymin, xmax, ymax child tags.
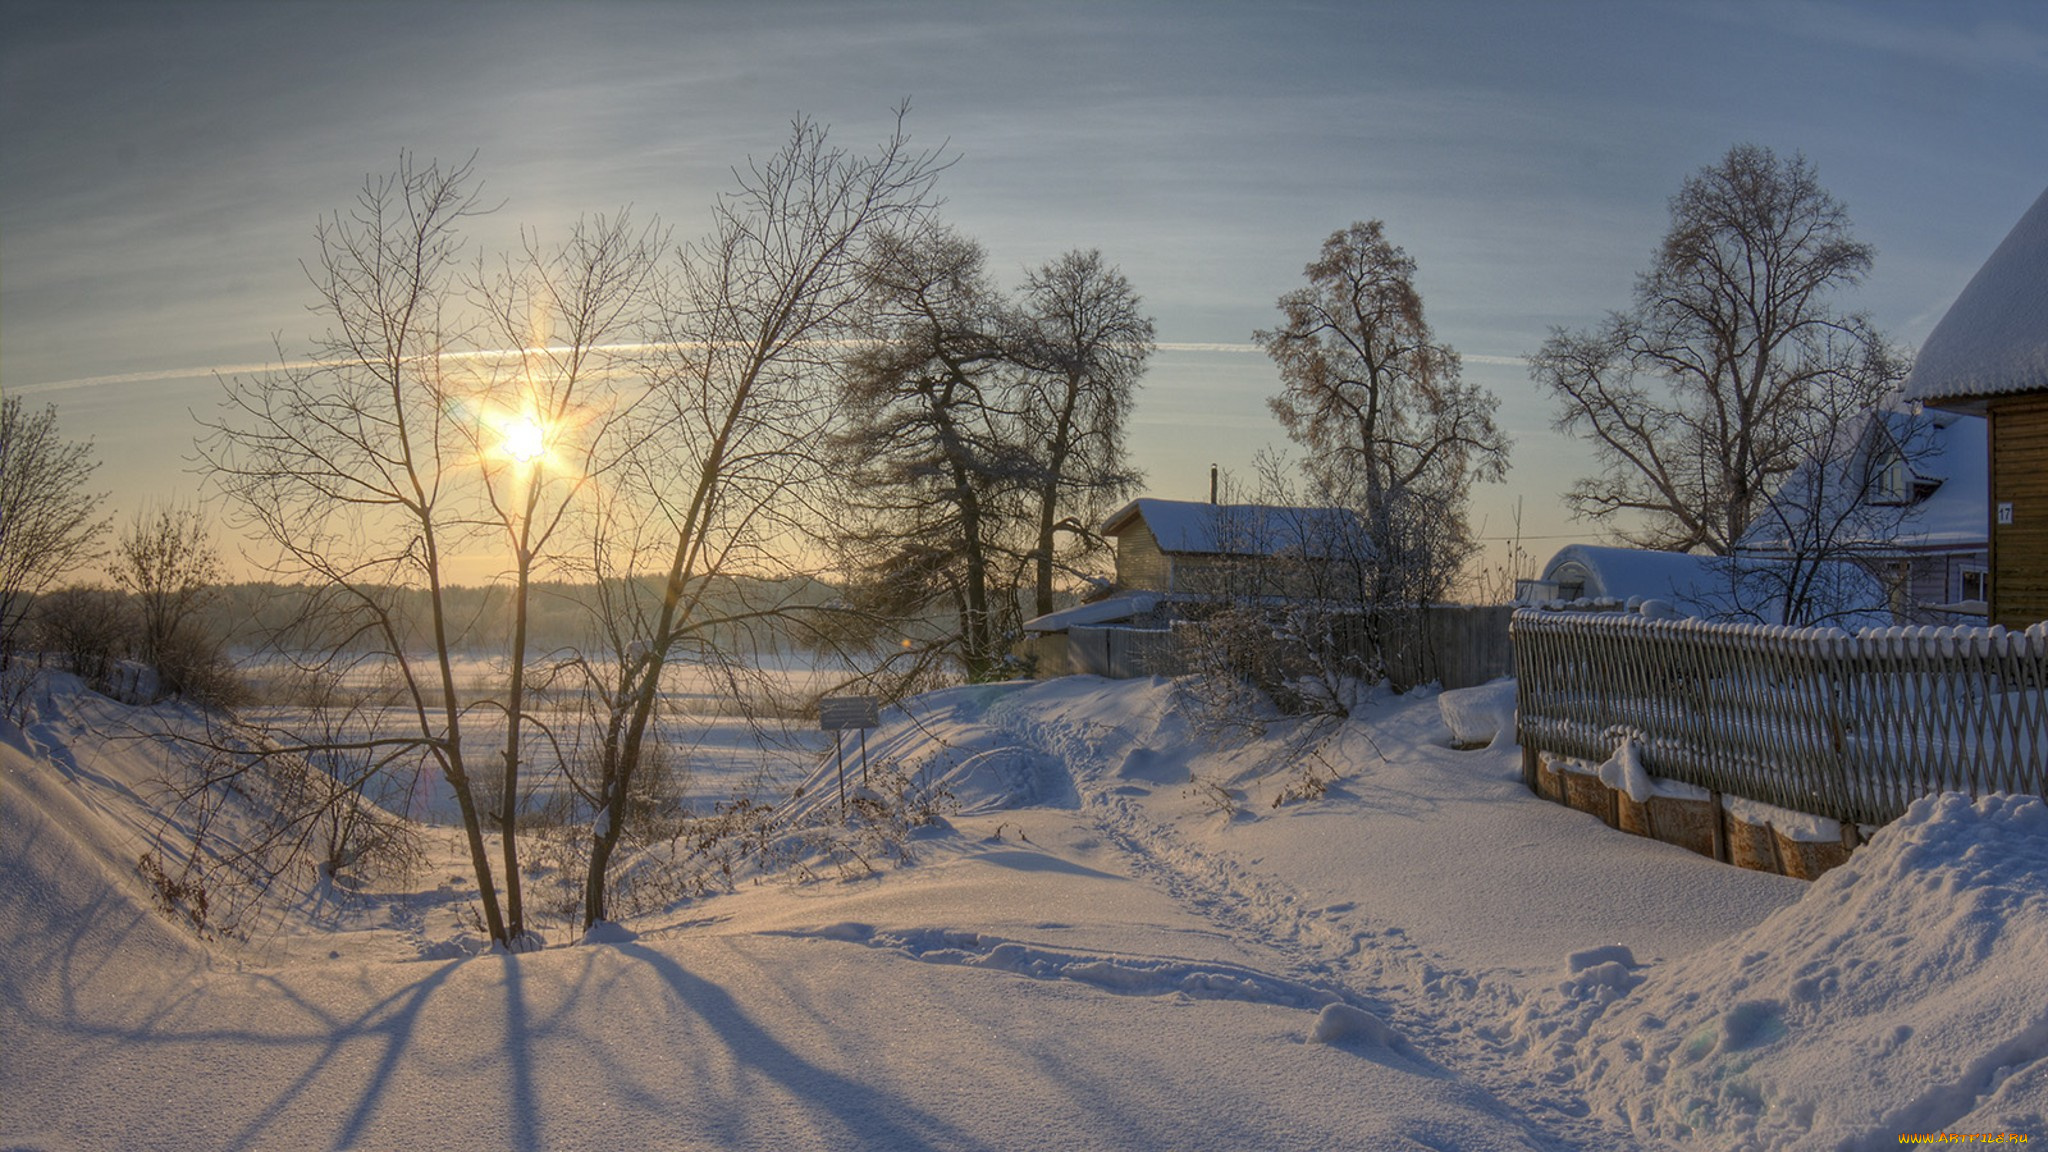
<box><xmin>13</xmin><ymin>343</ymin><xmax>1528</xmax><ymax>396</ymax></box>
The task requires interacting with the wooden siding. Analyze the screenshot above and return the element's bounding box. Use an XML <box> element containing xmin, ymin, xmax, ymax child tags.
<box><xmin>1114</xmin><ymin>521</ymin><xmax>1173</xmax><ymax>592</ymax></box>
<box><xmin>1990</xmin><ymin>395</ymin><xmax>2048</xmax><ymax>627</ymax></box>
<box><xmin>1110</xmin><ymin>505</ymin><xmax>1361</xmax><ymax>599</ymax></box>
<box><xmin>1900</xmin><ymin>551</ymin><xmax>1989</xmax><ymax>614</ymax></box>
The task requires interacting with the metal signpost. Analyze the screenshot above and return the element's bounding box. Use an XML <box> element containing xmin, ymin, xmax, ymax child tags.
<box><xmin>817</xmin><ymin>695</ymin><xmax>880</xmax><ymax>815</ymax></box>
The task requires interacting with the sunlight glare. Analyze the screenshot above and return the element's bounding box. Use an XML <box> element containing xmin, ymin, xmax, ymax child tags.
<box><xmin>504</xmin><ymin>415</ymin><xmax>548</xmax><ymax>464</ymax></box>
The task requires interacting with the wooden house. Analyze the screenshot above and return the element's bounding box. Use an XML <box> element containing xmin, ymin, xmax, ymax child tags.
<box><xmin>1015</xmin><ymin>498</ymin><xmax>1368</xmax><ymax>677</ymax></box>
<box><xmin>1734</xmin><ymin>409</ymin><xmax>1989</xmax><ymax>621</ymax></box>
<box><xmin>1903</xmin><ymin>185</ymin><xmax>2048</xmax><ymax>628</ymax></box>
<box><xmin>1097</xmin><ymin>498</ymin><xmax>1368</xmax><ymax>600</ymax></box>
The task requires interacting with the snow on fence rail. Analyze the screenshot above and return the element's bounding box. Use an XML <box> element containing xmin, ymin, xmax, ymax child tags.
<box><xmin>1511</xmin><ymin>609</ymin><xmax>2048</xmax><ymax>826</ymax></box>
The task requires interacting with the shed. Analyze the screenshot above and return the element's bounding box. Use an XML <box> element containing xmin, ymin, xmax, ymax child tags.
<box><xmin>1524</xmin><ymin>544</ymin><xmax>1725</xmax><ymax>612</ymax></box>
<box><xmin>1525</xmin><ymin>543</ymin><xmax>1888</xmax><ymax>626</ymax></box>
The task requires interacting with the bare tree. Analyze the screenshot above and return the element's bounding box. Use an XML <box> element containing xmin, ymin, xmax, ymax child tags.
<box><xmin>200</xmin><ymin>153</ymin><xmax>526</xmax><ymax>945</ymax></box>
<box><xmin>32</xmin><ymin>585</ymin><xmax>131</xmax><ymax>689</ymax></box>
<box><xmin>1533</xmin><ymin>144</ymin><xmax>1897</xmax><ymax>555</ymax></box>
<box><xmin>1010</xmin><ymin>250</ymin><xmax>1154</xmax><ymax>617</ymax></box>
<box><xmin>0</xmin><ymin>398</ymin><xmax>108</xmax><ymax>673</ymax></box>
<box><xmin>574</xmin><ymin>111</ymin><xmax>948</xmax><ymax>928</ymax></box>
<box><xmin>469</xmin><ymin>210</ymin><xmax>664</xmax><ymax>941</ymax></box>
<box><xmin>1720</xmin><ymin>388</ymin><xmax>1923</xmax><ymax>628</ymax></box>
<box><xmin>112</xmin><ymin>501</ymin><xmax>225</xmax><ymax>698</ymax></box>
<box><xmin>1256</xmin><ymin>220</ymin><xmax>1510</xmax><ymax>609</ymax></box>
<box><xmin>833</xmin><ymin>224</ymin><xmax>1030</xmax><ymax>681</ymax></box>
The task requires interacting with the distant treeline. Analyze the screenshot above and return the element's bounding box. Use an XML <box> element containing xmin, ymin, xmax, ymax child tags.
<box><xmin>200</xmin><ymin>575</ymin><xmax>849</xmax><ymax>657</ymax></box>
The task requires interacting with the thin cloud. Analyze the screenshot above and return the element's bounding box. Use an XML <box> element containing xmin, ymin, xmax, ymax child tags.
<box><xmin>8</xmin><ymin>343</ymin><xmax>691</xmax><ymax>396</ymax></box>
<box><xmin>16</xmin><ymin>342</ymin><xmax>1529</xmax><ymax>395</ymax></box>
<box><xmin>6</xmin><ymin>364</ymin><xmax>292</xmax><ymax>395</ymax></box>
<box><xmin>1733</xmin><ymin>0</ymin><xmax>2048</xmax><ymax>74</ymax></box>
<box><xmin>1157</xmin><ymin>342</ymin><xmax>1262</xmax><ymax>354</ymax></box>
<box><xmin>1157</xmin><ymin>344</ymin><xmax>1527</xmax><ymax>367</ymax></box>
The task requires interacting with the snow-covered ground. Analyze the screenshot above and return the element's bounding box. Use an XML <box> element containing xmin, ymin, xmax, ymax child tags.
<box><xmin>3</xmin><ymin>671</ymin><xmax>2044</xmax><ymax>1150</ymax></box>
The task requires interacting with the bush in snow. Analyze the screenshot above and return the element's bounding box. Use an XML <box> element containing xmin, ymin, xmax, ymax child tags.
<box><xmin>33</xmin><ymin>584</ymin><xmax>132</xmax><ymax>690</ymax></box>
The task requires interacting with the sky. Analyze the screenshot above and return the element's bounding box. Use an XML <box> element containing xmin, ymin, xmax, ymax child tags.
<box><xmin>4</xmin><ymin>0</ymin><xmax>2046</xmax><ymax>585</ymax></box>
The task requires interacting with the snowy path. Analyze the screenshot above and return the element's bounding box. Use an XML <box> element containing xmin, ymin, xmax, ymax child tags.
<box><xmin>971</xmin><ymin>685</ymin><xmax>1676</xmax><ymax>1148</ymax></box>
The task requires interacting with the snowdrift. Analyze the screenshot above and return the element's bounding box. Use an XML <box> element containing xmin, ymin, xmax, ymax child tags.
<box><xmin>1549</xmin><ymin>792</ymin><xmax>2048</xmax><ymax>1148</ymax></box>
<box><xmin>781</xmin><ymin>681</ymin><xmax>1080</xmax><ymax>822</ymax></box>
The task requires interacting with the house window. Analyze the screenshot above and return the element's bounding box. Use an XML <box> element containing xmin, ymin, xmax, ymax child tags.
<box><xmin>1960</xmin><ymin>566</ymin><xmax>1990</xmax><ymax>604</ymax></box>
<box><xmin>1871</xmin><ymin>450</ymin><xmax>1910</xmax><ymax>505</ymax></box>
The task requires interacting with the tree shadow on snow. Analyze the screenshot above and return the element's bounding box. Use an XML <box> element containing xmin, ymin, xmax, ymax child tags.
<box><xmin>616</xmin><ymin>939</ymin><xmax>979</xmax><ymax>1152</ymax></box>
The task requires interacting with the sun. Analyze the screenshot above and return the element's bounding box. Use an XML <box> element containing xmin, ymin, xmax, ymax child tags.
<box><xmin>502</xmin><ymin>415</ymin><xmax>548</xmax><ymax>465</ymax></box>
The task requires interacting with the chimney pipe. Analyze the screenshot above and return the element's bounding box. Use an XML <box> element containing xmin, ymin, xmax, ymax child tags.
<box><xmin>1209</xmin><ymin>464</ymin><xmax>1218</xmax><ymax>505</ymax></box>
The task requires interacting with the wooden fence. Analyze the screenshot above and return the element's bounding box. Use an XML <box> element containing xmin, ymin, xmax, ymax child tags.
<box><xmin>1057</xmin><ymin>604</ymin><xmax>1515</xmax><ymax>689</ymax></box>
<box><xmin>1512</xmin><ymin>609</ymin><xmax>2048</xmax><ymax>826</ymax></box>
<box><xmin>1066</xmin><ymin>625</ymin><xmax>1183</xmax><ymax>679</ymax></box>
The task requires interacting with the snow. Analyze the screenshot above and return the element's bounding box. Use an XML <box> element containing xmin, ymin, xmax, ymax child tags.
<box><xmin>3</xmin><ymin>670</ymin><xmax>2044</xmax><ymax>1149</ymax></box>
<box><xmin>1309</xmin><ymin>1001</ymin><xmax>1400</xmax><ymax>1047</ymax></box>
<box><xmin>1019</xmin><ymin>589</ymin><xmax>1159</xmax><ymax>633</ymax></box>
<box><xmin>1734</xmin><ymin>409</ymin><xmax>1988</xmax><ymax>554</ymax></box>
<box><xmin>1538</xmin><ymin>543</ymin><xmax>1726</xmax><ymax>610</ymax></box>
<box><xmin>1556</xmin><ymin>793</ymin><xmax>2048</xmax><ymax>1147</ymax></box>
<box><xmin>1596</xmin><ymin>735</ymin><xmax>1654</xmax><ymax>804</ymax></box>
<box><xmin>1722</xmin><ymin>793</ymin><xmax>1844</xmax><ymax>845</ymax></box>
<box><xmin>1906</xmin><ymin>184</ymin><xmax>2048</xmax><ymax>405</ymax></box>
<box><xmin>1892</xmin><ymin>411</ymin><xmax>1987</xmax><ymax>549</ymax></box>
<box><xmin>1101</xmin><ymin>497</ymin><xmax>1366</xmax><ymax>558</ymax></box>
<box><xmin>1567</xmin><ymin>944</ymin><xmax>1639</xmax><ymax>974</ymax></box>
<box><xmin>1440</xmin><ymin>678</ymin><xmax>1518</xmax><ymax>748</ymax></box>
<box><xmin>1533</xmin><ymin>544</ymin><xmax>1892</xmax><ymax>625</ymax></box>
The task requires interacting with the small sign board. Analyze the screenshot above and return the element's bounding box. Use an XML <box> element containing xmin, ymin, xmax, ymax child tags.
<box><xmin>1998</xmin><ymin>501</ymin><xmax>2016</xmax><ymax>526</ymax></box>
<box><xmin>818</xmin><ymin>695</ymin><xmax>880</xmax><ymax>731</ymax></box>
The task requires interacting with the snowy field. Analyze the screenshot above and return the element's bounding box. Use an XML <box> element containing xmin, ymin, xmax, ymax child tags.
<box><xmin>4</xmin><ymin>672</ymin><xmax>2046</xmax><ymax>1149</ymax></box>
<box><xmin>234</xmin><ymin>651</ymin><xmax>852</xmax><ymax>818</ymax></box>
<box><xmin>231</xmin><ymin>703</ymin><xmax>832</xmax><ymax>820</ymax></box>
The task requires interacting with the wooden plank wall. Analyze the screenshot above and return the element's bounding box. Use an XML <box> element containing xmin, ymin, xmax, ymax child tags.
<box><xmin>1113</xmin><ymin>522</ymin><xmax>1172</xmax><ymax>592</ymax></box>
<box><xmin>1991</xmin><ymin>395</ymin><xmax>2048</xmax><ymax>628</ymax></box>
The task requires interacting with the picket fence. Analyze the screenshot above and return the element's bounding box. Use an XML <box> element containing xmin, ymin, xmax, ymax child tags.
<box><xmin>1511</xmin><ymin>609</ymin><xmax>2048</xmax><ymax>827</ymax></box>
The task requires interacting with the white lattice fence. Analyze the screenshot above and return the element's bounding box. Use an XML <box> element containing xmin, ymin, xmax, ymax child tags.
<box><xmin>1511</xmin><ymin>610</ymin><xmax>2048</xmax><ymax>826</ymax></box>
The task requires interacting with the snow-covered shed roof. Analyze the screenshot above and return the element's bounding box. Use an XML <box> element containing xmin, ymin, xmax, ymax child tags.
<box><xmin>1904</xmin><ymin>184</ymin><xmax>2048</xmax><ymax>409</ymax></box>
<box><xmin>1019</xmin><ymin>590</ymin><xmax>1160</xmax><ymax>634</ymax></box>
<box><xmin>1099</xmin><ymin>498</ymin><xmax>1366</xmax><ymax>558</ymax></box>
<box><xmin>1538</xmin><ymin>544</ymin><xmax>1724</xmax><ymax>609</ymax></box>
<box><xmin>1536</xmin><ymin>543</ymin><xmax>1889</xmax><ymax>625</ymax></box>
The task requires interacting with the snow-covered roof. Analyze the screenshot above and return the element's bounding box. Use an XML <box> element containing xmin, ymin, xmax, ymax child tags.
<box><xmin>1019</xmin><ymin>590</ymin><xmax>1160</xmax><ymax>634</ymax></box>
<box><xmin>1539</xmin><ymin>544</ymin><xmax>1725</xmax><ymax>608</ymax></box>
<box><xmin>1737</xmin><ymin>409</ymin><xmax>1987</xmax><ymax>554</ymax></box>
<box><xmin>1893</xmin><ymin>412</ymin><xmax>1987</xmax><ymax>548</ymax></box>
<box><xmin>1099</xmin><ymin>498</ymin><xmax>1366</xmax><ymax>558</ymax></box>
<box><xmin>1537</xmin><ymin>543</ymin><xmax>1890</xmax><ymax>625</ymax></box>
<box><xmin>1904</xmin><ymin>184</ymin><xmax>2048</xmax><ymax>407</ymax></box>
